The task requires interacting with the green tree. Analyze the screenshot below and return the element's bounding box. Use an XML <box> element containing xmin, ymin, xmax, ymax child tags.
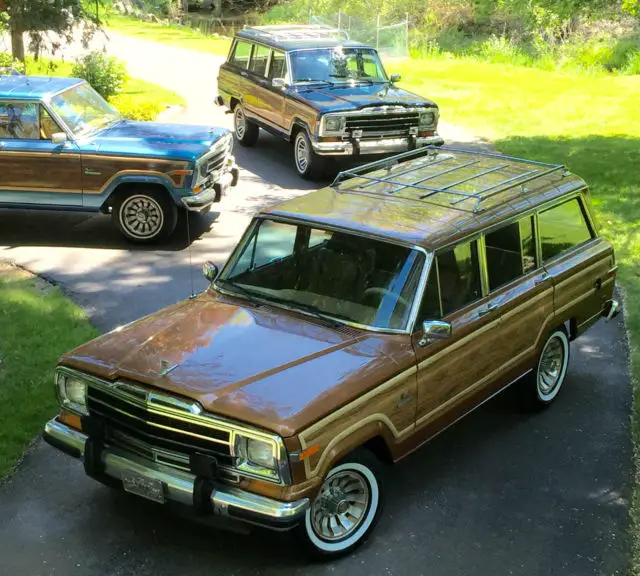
<box><xmin>4</xmin><ymin>0</ymin><xmax>100</xmax><ymax>62</ymax></box>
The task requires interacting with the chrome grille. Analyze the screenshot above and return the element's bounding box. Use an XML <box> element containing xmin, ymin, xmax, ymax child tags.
<box><xmin>346</xmin><ymin>111</ymin><xmax>420</xmax><ymax>139</ymax></box>
<box><xmin>87</xmin><ymin>386</ymin><xmax>235</xmax><ymax>470</ymax></box>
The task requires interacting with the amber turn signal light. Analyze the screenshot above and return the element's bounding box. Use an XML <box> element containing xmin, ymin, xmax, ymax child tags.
<box><xmin>59</xmin><ymin>410</ymin><xmax>83</xmax><ymax>431</ymax></box>
<box><xmin>297</xmin><ymin>444</ymin><xmax>320</xmax><ymax>461</ymax></box>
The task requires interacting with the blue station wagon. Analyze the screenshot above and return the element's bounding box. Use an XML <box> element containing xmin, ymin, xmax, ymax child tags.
<box><xmin>0</xmin><ymin>75</ymin><xmax>239</xmax><ymax>242</ymax></box>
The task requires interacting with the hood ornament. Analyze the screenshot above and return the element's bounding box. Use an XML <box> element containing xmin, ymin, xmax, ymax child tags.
<box><xmin>159</xmin><ymin>360</ymin><xmax>179</xmax><ymax>377</ymax></box>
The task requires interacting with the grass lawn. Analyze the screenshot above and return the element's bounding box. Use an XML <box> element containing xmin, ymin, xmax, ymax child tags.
<box><xmin>105</xmin><ymin>14</ymin><xmax>231</xmax><ymax>56</ymax></box>
<box><xmin>0</xmin><ymin>265</ymin><xmax>97</xmax><ymax>478</ymax></box>
<box><xmin>24</xmin><ymin>57</ymin><xmax>185</xmax><ymax>120</ymax></box>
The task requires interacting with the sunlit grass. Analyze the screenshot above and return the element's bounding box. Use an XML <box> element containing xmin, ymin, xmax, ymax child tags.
<box><xmin>24</xmin><ymin>56</ymin><xmax>185</xmax><ymax>120</ymax></box>
<box><xmin>0</xmin><ymin>269</ymin><xmax>97</xmax><ymax>478</ymax></box>
<box><xmin>105</xmin><ymin>14</ymin><xmax>232</xmax><ymax>56</ymax></box>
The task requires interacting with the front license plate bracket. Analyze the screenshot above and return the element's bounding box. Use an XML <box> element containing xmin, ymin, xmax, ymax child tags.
<box><xmin>121</xmin><ymin>470</ymin><xmax>166</xmax><ymax>504</ymax></box>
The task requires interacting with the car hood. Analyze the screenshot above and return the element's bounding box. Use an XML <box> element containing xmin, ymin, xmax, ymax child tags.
<box><xmin>292</xmin><ymin>82</ymin><xmax>437</xmax><ymax>113</ymax></box>
<box><xmin>77</xmin><ymin>120</ymin><xmax>230</xmax><ymax>161</ymax></box>
<box><xmin>59</xmin><ymin>291</ymin><xmax>408</xmax><ymax>437</ymax></box>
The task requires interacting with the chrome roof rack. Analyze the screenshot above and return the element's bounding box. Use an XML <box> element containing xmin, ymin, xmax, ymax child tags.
<box><xmin>330</xmin><ymin>146</ymin><xmax>568</xmax><ymax>214</ymax></box>
<box><xmin>240</xmin><ymin>24</ymin><xmax>350</xmax><ymax>42</ymax></box>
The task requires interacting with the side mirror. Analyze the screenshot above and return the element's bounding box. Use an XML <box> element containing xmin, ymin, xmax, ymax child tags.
<box><xmin>51</xmin><ymin>132</ymin><xmax>67</xmax><ymax>145</ymax></box>
<box><xmin>418</xmin><ymin>320</ymin><xmax>451</xmax><ymax>347</ymax></box>
<box><xmin>390</xmin><ymin>73</ymin><xmax>401</xmax><ymax>83</ymax></box>
<box><xmin>202</xmin><ymin>261</ymin><xmax>219</xmax><ymax>282</ymax></box>
<box><xmin>272</xmin><ymin>77</ymin><xmax>286</xmax><ymax>89</ymax></box>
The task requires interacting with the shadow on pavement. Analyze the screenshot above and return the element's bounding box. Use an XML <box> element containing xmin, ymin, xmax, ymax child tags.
<box><xmin>0</xmin><ymin>209</ymin><xmax>218</xmax><ymax>251</ymax></box>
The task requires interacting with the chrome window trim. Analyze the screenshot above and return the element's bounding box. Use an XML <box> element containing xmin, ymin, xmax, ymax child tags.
<box><xmin>214</xmin><ymin>214</ymin><xmax>432</xmax><ymax>336</ymax></box>
<box><xmin>55</xmin><ymin>366</ymin><xmax>292</xmax><ymax>485</ymax></box>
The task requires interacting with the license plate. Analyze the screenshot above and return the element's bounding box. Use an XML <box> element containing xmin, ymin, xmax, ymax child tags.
<box><xmin>121</xmin><ymin>471</ymin><xmax>165</xmax><ymax>504</ymax></box>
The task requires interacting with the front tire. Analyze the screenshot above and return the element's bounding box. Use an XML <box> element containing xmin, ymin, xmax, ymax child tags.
<box><xmin>112</xmin><ymin>188</ymin><xmax>178</xmax><ymax>244</ymax></box>
<box><xmin>297</xmin><ymin>449</ymin><xmax>385</xmax><ymax>560</ymax></box>
<box><xmin>233</xmin><ymin>103</ymin><xmax>259</xmax><ymax>147</ymax></box>
<box><xmin>294</xmin><ymin>130</ymin><xmax>324</xmax><ymax>180</ymax></box>
<box><xmin>519</xmin><ymin>328</ymin><xmax>570</xmax><ymax>410</ymax></box>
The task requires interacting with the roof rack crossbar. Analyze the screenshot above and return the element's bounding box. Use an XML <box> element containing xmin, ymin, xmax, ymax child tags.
<box><xmin>359</xmin><ymin>155</ymin><xmax>454</xmax><ymax>190</ymax></box>
<box><xmin>392</xmin><ymin>160</ymin><xmax>480</xmax><ymax>195</ymax></box>
<box><xmin>433</xmin><ymin>163</ymin><xmax>510</xmax><ymax>194</ymax></box>
<box><xmin>478</xmin><ymin>165</ymin><xmax>566</xmax><ymax>201</ymax></box>
<box><xmin>241</xmin><ymin>25</ymin><xmax>350</xmax><ymax>42</ymax></box>
<box><xmin>429</xmin><ymin>145</ymin><xmax>563</xmax><ymax>169</ymax></box>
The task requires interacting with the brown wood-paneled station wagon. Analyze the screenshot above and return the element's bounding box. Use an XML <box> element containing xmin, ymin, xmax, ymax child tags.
<box><xmin>43</xmin><ymin>146</ymin><xmax>620</xmax><ymax>559</ymax></box>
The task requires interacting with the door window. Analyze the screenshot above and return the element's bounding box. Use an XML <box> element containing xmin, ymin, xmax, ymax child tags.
<box><xmin>39</xmin><ymin>107</ymin><xmax>62</xmax><ymax>140</ymax></box>
<box><xmin>230</xmin><ymin>41</ymin><xmax>252</xmax><ymax>68</ymax></box>
<box><xmin>269</xmin><ymin>51</ymin><xmax>287</xmax><ymax>80</ymax></box>
<box><xmin>437</xmin><ymin>240</ymin><xmax>482</xmax><ymax>316</ymax></box>
<box><xmin>0</xmin><ymin>101</ymin><xmax>39</xmax><ymax>139</ymax></box>
<box><xmin>249</xmin><ymin>44</ymin><xmax>270</xmax><ymax>77</ymax></box>
<box><xmin>485</xmin><ymin>217</ymin><xmax>537</xmax><ymax>291</ymax></box>
<box><xmin>538</xmin><ymin>198</ymin><xmax>593</xmax><ymax>262</ymax></box>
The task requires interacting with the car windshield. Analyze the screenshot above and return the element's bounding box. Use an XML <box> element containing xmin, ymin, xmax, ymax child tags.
<box><xmin>290</xmin><ymin>47</ymin><xmax>388</xmax><ymax>85</ymax></box>
<box><xmin>48</xmin><ymin>83</ymin><xmax>121</xmax><ymax>138</ymax></box>
<box><xmin>217</xmin><ymin>219</ymin><xmax>424</xmax><ymax>331</ymax></box>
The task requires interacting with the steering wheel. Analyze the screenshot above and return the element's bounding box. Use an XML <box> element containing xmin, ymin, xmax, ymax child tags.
<box><xmin>362</xmin><ymin>287</ymin><xmax>411</xmax><ymax>313</ymax></box>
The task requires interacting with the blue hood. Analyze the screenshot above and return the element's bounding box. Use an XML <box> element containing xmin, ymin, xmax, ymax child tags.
<box><xmin>77</xmin><ymin>120</ymin><xmax>230</xmax><ymax>161</ymax></box>
<box><xmin>291</xmin><ymin>83</ymin><xmax>438</xmax><ymax>114</ymax></box>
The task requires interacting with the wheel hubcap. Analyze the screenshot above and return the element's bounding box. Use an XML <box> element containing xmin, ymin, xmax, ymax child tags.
<box><xmin>310</xmin><ymin>470</ymin><xmax>370</xmax><ymax>542</ymax></box>
<box><xmin>235</xmin><ymin>107</ymin><xmax>246</xmax><ymax>139</ymax></box>
<box><xmin>295</xmin><ymin>135</ymin><xmax>309</xmax><ymax>172</ymax></box>
<box><xmin>538</xmin><ymin>337</ymin><xmax>564</xmax><ymax>395</ymax></box>
<box><xmin>120</xmin><ymin>195</ymin><xmax>163</xmax><ymax>239</ymax></box>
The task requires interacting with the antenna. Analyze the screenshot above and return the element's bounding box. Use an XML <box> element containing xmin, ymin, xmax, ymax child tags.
<box><xmin>186</xmin><ymin>212</ymin><xmax>197</xmax><ymax>299</ymax></box>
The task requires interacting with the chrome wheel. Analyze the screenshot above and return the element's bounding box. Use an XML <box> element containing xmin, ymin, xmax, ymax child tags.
<box><xmin>295</xmin><ymin>132</ymin><xmax>310</xmax><ymax>174</ymax></box>
<box><xmin>118</xmin><ymin>194</ymin><xmax>164</xmax><ymax>239</ymax></box>
<box><xmin>536</xmin><ymin>330</ymin><xmax>569</xmax><ymax>402</ymax></box>
<box><xmin>311</xmin><ymin>470</ymin><xmax>370</xmax><ymax>542</ymax></box>
<box><xmin>234</xmin><ymin>106</ymin><xmax>246</xmax><ymax>140</ymax></box>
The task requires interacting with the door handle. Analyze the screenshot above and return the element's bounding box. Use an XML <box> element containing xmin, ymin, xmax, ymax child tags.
<box><xmin>477</xmin><ymin>302</ymin><xmax>498</xmax><ymax>317</ymax></box>
<box><xmin>535</xmin><ymin>272</ymin><xmax>551</xmax><ymax>285</ymax></box>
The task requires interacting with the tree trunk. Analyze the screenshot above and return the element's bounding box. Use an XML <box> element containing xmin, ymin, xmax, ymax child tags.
<box><xmin>11</xmin><ymin>25</ymin><xmax>25</xmax><ymax>62</ymax></box>
<box><xmin>181</xmin><ymin>0</ymin><xmax>188</xmax><ymax>16</ymax></box>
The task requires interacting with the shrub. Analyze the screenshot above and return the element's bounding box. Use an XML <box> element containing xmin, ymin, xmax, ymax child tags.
<box><xmin>109</xmin><ymin>94</ymin><xmax>162</xmax><ymax>121</ymax></box>
<box><xmin>0</xmin><ymin>52</ymin><xmax>26</xmax><ymax>75</ymax></box>
<box><xmin>71</xmin><ymin>50</ymin><xmax>127</xmax><ymax>99</ymax></box>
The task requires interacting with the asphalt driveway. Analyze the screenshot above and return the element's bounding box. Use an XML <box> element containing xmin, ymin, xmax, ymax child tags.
<box><xmin>0</xmin><ymin>33</ymin><xmax>633</xmax><ymax>576</ymax></box>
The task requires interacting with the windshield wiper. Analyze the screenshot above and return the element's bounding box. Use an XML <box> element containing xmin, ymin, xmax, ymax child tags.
<box><xmin>295</xmin><ymin>78</ymin><xmax>334</xmax><ymax>86</ymax></box>
<box><xmin>259</xmin><ymin>294</ymin><xmax>352</xmax><ymax>327</ymax></box>
<box><xmin>217</xmin><ymin>279</ymin><xmax>262</xmax><ymax>306</ymax></box>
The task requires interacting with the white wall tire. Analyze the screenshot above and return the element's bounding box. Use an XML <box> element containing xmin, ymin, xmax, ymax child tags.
<box><xmin>293</xmin><ymin>130</ymin><xmax>324</xmax><ymax>180</ymax></box>
<box><xmin>519</xmin><ymin>328</ymin><xmax>570</xmax><ymax>410</ymax></box>
<box><xmin>298</xmin><ymin>449</ymin><xmax>384</xmax><ymax>559</ymax></box>
<box><xmin>233</xmin><ymin>104</ymin><xmax>259</xmax><ymax>146</ymax></box>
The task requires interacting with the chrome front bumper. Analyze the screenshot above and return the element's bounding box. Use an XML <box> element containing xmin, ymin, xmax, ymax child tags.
<box><xmin>43</xmin><ymin>418</ymin><xmax>309</xmax><ymax>530</ymax></box>
<box><xmin>181</xmin><ymin>158</ymin><xmax>239</xmax><ymax>212</ymax></box>
<box><xmin>312</xmin><ymin>134</ymin><xmax>445</xmax><ymax>156</ymax></box>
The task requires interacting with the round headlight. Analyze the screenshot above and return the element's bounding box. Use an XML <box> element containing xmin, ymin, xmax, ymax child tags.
<box><xmin>56</xmin><ymin>372</ymin><xmax>88</xmax><ymax>415</ymax></box>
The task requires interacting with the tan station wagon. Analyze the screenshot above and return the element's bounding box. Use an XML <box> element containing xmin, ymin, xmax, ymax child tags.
<box><xmin>44</xmin><ymin>146</ymin><xmax>620</xmax><ymax>559</ymax></box>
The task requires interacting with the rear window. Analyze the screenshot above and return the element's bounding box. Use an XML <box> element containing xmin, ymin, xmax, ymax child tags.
<box><xmin>230</xmin><ymin>41</ymin><xmax>252</xmax><ymax>68</ymax></box>
<box><xmin>538</xmin><ymin>198</ymin><xmax>593</xmax><ymax>262</ymax></box>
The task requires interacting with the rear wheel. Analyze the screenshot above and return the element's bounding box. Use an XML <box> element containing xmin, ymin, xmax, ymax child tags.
<box><xmin>112</xmin><ymin>188</ymin><xmax>178</xmax><ymax>244</ymax></box>
<box><xmin>233</xmin><ymin>103</ymin><xmax>259</xmax><ymax>146</ymax></box>
<box><xmin>518</xmin><ymin>328</ymin><xmax>570</xmax><ymax>410</ymax></box>
<box><xmin>297</xmin><ymin>449</ymin><xmax>385</xmax><ymax>560</ymax></box>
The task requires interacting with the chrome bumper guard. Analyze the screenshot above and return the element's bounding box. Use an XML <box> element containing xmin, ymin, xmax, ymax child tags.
<box><xmin>43</xmin><ymin>418</ymin><xmax>309</xmax><ymax>530</ymax></box>
<box><xmin>182</xmin><ymin>157</ymin><xmax>239</xmax><ymax>212</ymax></box>
<box><xmin>312</xmin><ymin>134</ymin><xmax>445</xmax><ymax>156</ymax></box>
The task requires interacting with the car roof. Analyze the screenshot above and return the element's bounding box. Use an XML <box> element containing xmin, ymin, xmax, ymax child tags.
<box><xmin>262</xmin><ymin>147</ymin><xmax>588</xmax><ymax>251</ymax></box>
<box><xmin>235</xmin><ymin>25</ymin><xmax>372</xmax><ymax>52</ymax></box>
<box><xmin>0</xmin><ymin>75</ymin><xmax>84</xmax><ymax>99</ymax></box>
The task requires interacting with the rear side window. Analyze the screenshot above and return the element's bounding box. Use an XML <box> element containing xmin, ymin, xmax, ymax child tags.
<box><xmin>485</xmin><ymin>217</ymin><xmax>537</xmax><ymax>291</ymax></box>
<box><xmin>437</xmin><ymin>240</ymin><xmax>482</xmax><ymax>316</ymax></box>
<box><xmin>538</xmin><ymin>198</ymin><xmax>593</xmax><ymax>262</ymax></box>
<box><xmin>249</xmin><ymin>44</ymin><xmax>270</xmax><ymax>77</ymax></box>
<box><xmin>230</xmin><ymin>41</ymin><xmax>252</xmax><ymax>68</ymax></box>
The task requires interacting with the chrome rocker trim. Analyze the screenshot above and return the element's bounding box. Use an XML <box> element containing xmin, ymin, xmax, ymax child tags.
<box><xmin>43</xmin><ymin>418</ymin><xmax>309</xmax><ymax>530</ymax></box>
<box><xmin>312</xmin><ymin>134</ymin><xmax>445</xmax><ymax>156</ymax></box>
